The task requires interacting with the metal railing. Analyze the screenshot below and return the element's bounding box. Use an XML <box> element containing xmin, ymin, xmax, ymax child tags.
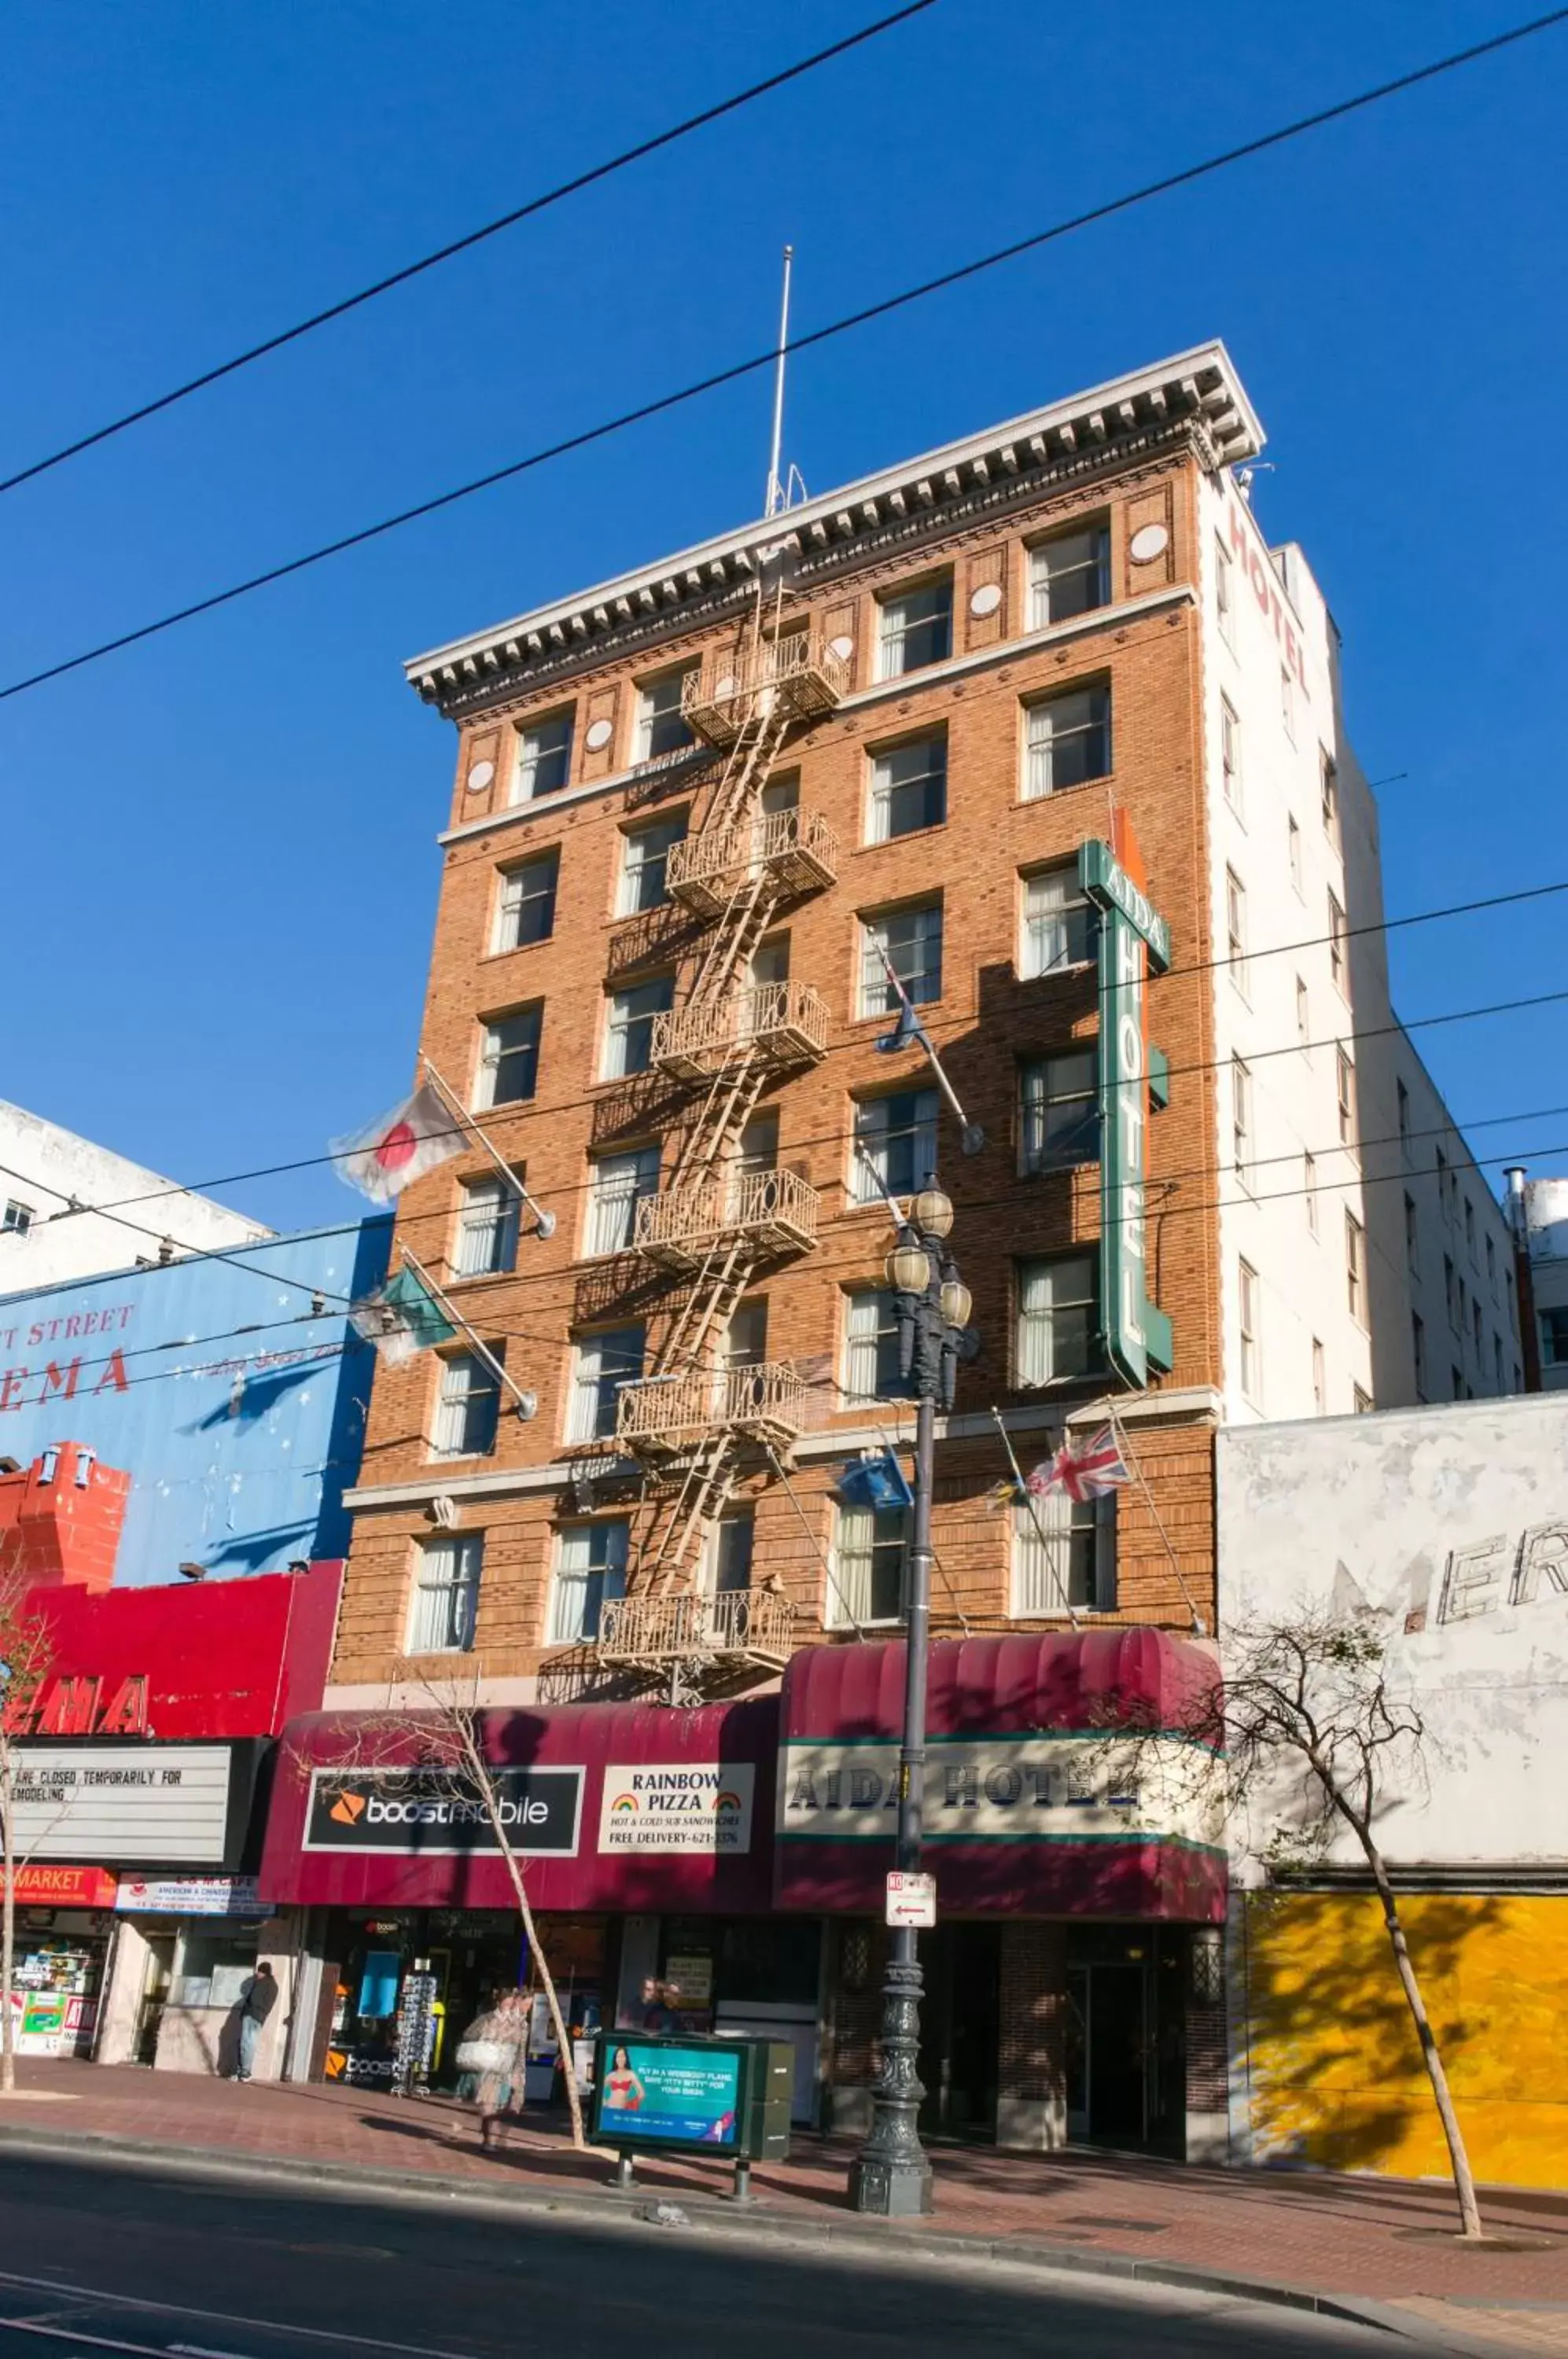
<box><xmin>634</xmin><ymin>1166</ymin><xmax>819</xmax><ymax>1268</ymax></box>
<box><xmin>595</xmin><ymin>1584</ymin><xmax>796</xmax><ymax>1666</ymax></box>
<box><xmin>666</xmin><ymin>805</ymin><xmax>837</xmax><ymax>918</ymax></box>
<box><xmin>681</xmin><ymin>635</ymin><xmax>852</xmax><ymax>746</ymax></box>
<box><xmin>652</xmin><ymin>980</ymin><xmax>830</xmax><ymax>1081</ymax></box>
<box><xmin>616</xmin><ymin>1360</ymin><xmax>806</xmax><ymax>1455</ymax></box>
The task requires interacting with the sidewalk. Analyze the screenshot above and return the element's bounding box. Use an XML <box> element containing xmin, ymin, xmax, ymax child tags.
<box><xmin>3</xmin><ymin>2059</ymin><xmax>1567</xmax><ymax>2353</ymax></box>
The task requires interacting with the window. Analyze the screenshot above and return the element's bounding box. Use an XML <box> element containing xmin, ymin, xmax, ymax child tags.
<box><xmin>1225</xmin><ymin>869</ymin><xmax>1249</xmax><ymax>995</ymax></box>
<box><xmin>1311</xmin><ymin>1338</ymin><xmax>1326</xmax><ymax>1415</ymax></box>
<box><xmin>602</xmin><ymin>976</ymin><xmax>674</xmax><ymax>1080</ymax></box>
<box><xmin>760</xmin><ymin>771</ymin><xmax>799</xmax><ymax>817</ymax></box>
<box><xmin>868</xmin><ymin>734</ymin><xmax>947</xmax><ymax>842</ymax></box>
<box><xmin>1305</xmin><ymin>1151</ymin><xmax>1319</xmax><ymax>1234</ymax></box>
<box><xmin>455</xmin><ymin>1176</ymin><xmax>521</xmax><ymax>1279</ymax></box>
<box><xmin>830</xmin><ymin>1502</ymin><xmax>907</xmax><ymax>1626</ymax></box>
<box><xmin>707</xmin><ymin>1512</ymin><xmax>755</xmax><ymax>1595</ymax></box>
<box><xmin>1397</xmin><ymin>1080</ymin><xmax>1412</xmax><ymax>1158</ymax></box>
<box><xmin>1011</xmin><ymin>1490</ymin><xmax>1112</xmax><ymax>1615</ymax></box>
<box><xmin>566</xmin><ymin>1326</ymin><xmax>644</xmax><ymax>1444</ymax></box>
<box><xmin>1493</xmin><ymin>1334</ymin><xmax>1505</xmax><ymax>1393</ymax></box>
<box><xmin>750</xmin><ymin>935</ymin><xmax>790</xmax><ymax>989</ymax></box>
<box><xmin>853</xmin><ymin>1090</ymin><xmax>939</xmax><ymax>1204</ymax></box>
<box><xmin>1320</xmin><ymin>751</ymin><xmax>1340</xmax><ymax>845</ymax></box>
<box><xmin>617</xmin><ymin>815</ymin><xmax>686</xmax><ymax>916</ymax></box>
<box><xmin>877</xmin><ymin>577</ymin><xmax>952</xmax><ymax>679</ymax></box>
<box><xmin>1215</xmin><ymin>539</ymin><xmax>1235</xmax><ymax>649</ymax></box>
<box><xmin>1353</xmin><ymin>1386</ymin><xmax>1373</xmax><ymax>1416</ymax></box>
<box><xmin>1021</xmin><ymin>1051</ymin><xmax>1099</xmax><ymax>1173</ymax></box>
<box><xmin>736</xmin><ymin>1107</ymin><xmax>778</xmax><ymax>1174</ymax></box>
<box><xmin>1016</xmin><ymin>1254</ymin><xmax>1097</xmax><ymax>1385</ymax></box>
<box><xmin>1280</xmin><ymin>665</ymin><xmax>1296</xmax><ymax>744</ymax></box>
<box><xmin>1412</xmin><ymin>1312</ymin><xmax>1427</xmax><ymax>1399</ymax></box>
<box><xmin>725</xmin><ymin>1300</ymin><xmax>768</xmax><ymax>1369</ymax></box>
<box><xmin>432</xmin><ymin>1349</ymin><xmax>500</xmax><ymax>1459</ymax></box>
<box><xmin>549</xmin><ymin>1519</ymin><xmax>629</xmax><ymax>1643</ymax></box>
<box><xmin>1486</xmin><ymin>1235</ymin><xmax>1497</xmax><ymax>1295</ymax></box>
<box><xmin>2</xmin><ymin>1201</ymin><xmax>33</xmax><ymax>1238</ymax></box>
<box><xmin>1287</xmin><ymin>812</ymin><xmax>1301</xmax><ymax>892</ymax></box>
<box><xmin>476</xmin><ymin>1006</ymin><xmax>541</xmax><ymax>1109</ymax></box>
<box><xmin>1445</xmin><ymin>1254</ymin><xmax>1459</xmax><ymax>1332</ymax></box>
<box><xmin>1436</xmin><ymin>1148</ymin><xmax>1451</xmax><ymax>1220</ymax></box>
<box><xmin>513</xmin><ymin>708</ymin><xmax>573</xmax><ymax>801</ymax></box>
<box><xmin>1452</xmin><ymin>1365</ymin><xmax>1465</xmax><ymax>1402</ymax></box>
<box><xmin>1220</xmin><ymin>699</ymin><xmax>1242</xmax><ymax>814</ymax></box>
<box><xmin>494</xmin><ymin>852</ymin><xmax>558</xmax><ymax>951</ymax></box>
<box><xmin>1404</xmin><ymin>1192</ymin><xmax>1419</xmax><ymax>1277</ymax></box>
<box><xmin>407</xmin><ymin>1535</ymin><xmax>483</xmax><ymax>1655</ymax></box>
<box><xmin>843</xmin><ymin>1288</ymin><xmax>904</xmax><ymax>1405</ymax></box>
<box><xmin>1464</xmin><ymin>1198</ymin><xmax>1477</xmax><ymax>1264</ymax></box>
<box><xmin>1232</xmin><ymin>1058</ymin><xmax>1253</xmax><ymax>1191</ymax></box>
<box><xmin>586</xmin><ymin>1146</ymin><xmax>660</xmax><ymax>1257</ymax></box>
<box><xmin>634</xmin><ymin>668</ymin><xmax>696</xmax><ymax>763</ymax></box>
<box><xmin>1020</xmin><ymin>865</ymin><xmax>1094</xmax><ymax>979</ymax></box>
<box><xmin>1327</xmin><ymin>891</ymin><xmax>1348</xmax><ymax>994</ymax></box>
<box><xmin>1238</xmin><ymin>1260</ymin><xmax>1261</xmax><ymax>1404</ymax></box>
<box><xmin>1336</xmin><ymin>1047</ymin><xmax>1358</xmax><ymax>1152</ymax></box>
<box><xmin>1345</xmin><ymin>1212</ymin><xmax>1366</xmax><ymax>1324</ymax></box>
<box><xmin>1029</xmin><ymin>523</ymin><xmax>1109</xmax><ymax>627</ymax></box>
<box><xmin>859</xmin><ymin>903</ymin><xmax>942</xmax><ymax>1018</ymax></box>
<box><xmin>1023</xmin><ymin>685</ymin><xmax>1111</xmax><ymax>798</ymax></box>
<box><xmin>1296</xmin><ymin>975</ymin><xmax>1310</xmax><ymax>1049</ymax></box>
<box><xmin>1472</xmin><ymin>1297</ymin><xmax>1484</xmax><ymax>1360</ymax></box>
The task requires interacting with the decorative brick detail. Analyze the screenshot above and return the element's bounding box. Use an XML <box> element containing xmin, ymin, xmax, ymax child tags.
<box><xmin>1186</xmin><ymin>1989</ymin><xmax>1229</xmax><ymax>2113</ymax></box>
<box><xmin>823</xmin><ymin>1916</ymin><xmax>889</xmax><ymax>2094</ymax></box>
<box><xmin>997</xmin><ymin>1919</ymin><xmax>1068</xmax><ymax>2107</ymax></box>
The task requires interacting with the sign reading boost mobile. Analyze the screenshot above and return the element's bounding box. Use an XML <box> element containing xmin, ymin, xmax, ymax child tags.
<box><xmin>303</xmin><ymin>1766</ymin><xmax>583</xmax><ymax>1857</ymax></box>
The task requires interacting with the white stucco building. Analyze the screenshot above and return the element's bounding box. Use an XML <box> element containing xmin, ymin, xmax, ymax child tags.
<box><xmin>0</xmin><ymin>1100</ymin><xmax>270</xmax><ymax>1290</ymax></box>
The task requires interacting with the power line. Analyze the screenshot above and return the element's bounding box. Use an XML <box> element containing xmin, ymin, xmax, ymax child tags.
<box><xmin>6</xmin><ymin>6</ymin><xmax>1564</xmax><ymax>705</ymax></box>
<box><xmin>0</xmin><ymin>3</ymin><xmax>939</xmax><ymax>501</ymax></box>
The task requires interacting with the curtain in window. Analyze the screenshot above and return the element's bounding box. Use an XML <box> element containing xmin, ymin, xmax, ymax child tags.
<box><xmin>1017</xmin><ymin>1257</ymin><xmax>1095</xmax><ymax>1384</ymax></box>
<box><xmin>408</xmin><ymin>1535</ymin><xmax>484</xmax><ymax>1654</ymax></box>
<box><xmin>550</xmin><ymin>1520</ymin><xmax>630</xmax><ymax>1643</ymax></box>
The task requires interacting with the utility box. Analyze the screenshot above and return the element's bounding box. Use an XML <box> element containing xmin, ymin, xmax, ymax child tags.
<box><xmin>591</xmin><ymin>2032</ymin><xmax>793</xmax><ymax>2163</ymax></box>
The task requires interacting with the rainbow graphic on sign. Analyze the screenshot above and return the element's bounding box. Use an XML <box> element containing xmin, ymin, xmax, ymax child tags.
<box><xmin>609</xmin><ymin>1793</ymin><xmax>639</xmax><ymax>1813</ymax></box>
<box><xmin>715</xmin><ymin>1791</ymin><xmax>743</xmax><ymax>1813</ymax></box>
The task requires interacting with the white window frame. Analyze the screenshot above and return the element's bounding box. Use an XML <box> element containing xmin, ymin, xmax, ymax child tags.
<box><xmin>1287</xmin><ymin>812</ymin><xmax>1302</xmax><ymax>895</ymax></box>
<box><xmin>1016</xmin><ymin>1254</ymin><xmax>1097</xmax><ymax>1386</ymax></box>
<box><xmin>513</xmin><ymin>708</ymin><xmax>574</xmax><ymax>802</ymax></box>
<box><xmin>475</xmin><ymin>1006</ymin><xmax>541</xmax><ymax>1110</ymax></box>
<box><xmin>1239</xmin><ymin>1259</ymin><xmax>1261</xmax><ymax>1405</ymax></box>
<box><xmin>617</xmin><ymin>815</ymin><xmax>686</xmax><ymax>917</ymax></box>
<box><xmin>1311</xmin><ymin>1337</ymin><xmax>1326</xmax><ymax>1415</ymax></box>
<box><xmin>407</xmin><ymin>1534</ymin><xmax>483</xmax><ymax>1655</ymax></box>
<box><xmin>549</xmin><ymin>1519</ymin><xmax>629</xmax><ymax>1643</ymax></box>
<box><xmin>1020</xmin><ymin>1050</ymin><xmax>1099</xmax><ymax>1174</ymax></box>
<box><xmin>565</xmin><ymin>1327</ymin><xmax>644</xmax><ymax>1444</ymax></box>
<box><xmin>1321</xmin><ymin>751</ymin><xmax>1340</xmax><ymax>845</ymax></box>
<box><xmin>1336</xmin><ymin>1046</ymin><xmax>1357</xmax><ymax>1152</ymax></box>
<box><xmin>585</xmin><ymin>1146</ymin><xmax>661</xmax><ymax>1258</ymax></box>
<box><xmin>842</xmin><ymin>1288</ymin><xmax>902</xmax><ymax>1405</ymax></box>
<box><xmin>634</xmin><ymin>668</ymin><xmax>697</xmax><ymax>763</ymax></box>
<box><xmin>705</xmin><ymin>1512</ymin><xmax>756</xmax><ymax>1596</ymax></box>
<box><xmin>852</xmin><ymin>1090</ymin><xmax>939</xmax><ymax>1205</ymax></box>
<box><xmin>454</xmin><ymin>1176</ymin><xmax>521</xmax><ymax>1279</ymax></box>
<box><xmin>1346</xmin><ymin>1212</ymin><xmax>1367</xmax><ymax>1327</ymax></box>
<box><xmin>1305</xmin><ymin>1150</ymin><xmax>1319</xmax><ymax>1233</ymax></box>
<box><xmin>1215</xmin><ymin>538</ymin><xmax>1235</xmax><ymax>649</ymax></box>
<box><xmin>1220</xmin><ymin>698</ymin><xmax>1242</xmax><ymax>815</ymax></box>
<box><xmin>1028</xmin><ymin>522</ymin><xmax>1109</xmax><ymax>628</ymax></box>
<box><xmin>829</xmin><ymin>1502</ymin><xmax>908</xmax><ymax>1627</ymax></box>
<box><xmin>494</xmin><ymin>852</ymin><xmax>558</xmax><ymax>953</ymax></box>
<box><xmin>867</xmin><ymin>734</ymin><xmax>948</xmax><ymax>844</ymax></box>
<box><xmin>432</xmin><ymin>1349</ymin><xmax>501</xmax><ymax>1460</ymax></box>
<box><xmin>602</xmin><ymin>976</ymin><xmax>674</xmax><ymax>1080</ymax></box>
<box><xmin>2</xmin><ymin>1201</ymin><xmax>34</xmax><ymax>1238</ymax></box>
<box><xmin>1010</xmin><ymin>1489</ymin><xmax>1114</xmax><ymax>1617</ymax></box>
<box><xmin>859</xmin><ymin>903</ymin><xmax>942</xmax><ymax>1019</ymax></box>
<box><xmin>1022</xmin><ymin>685</ymin><xmax>1111</xmax><ymax>800</ymax></box>
<box><xmin>1232</xmin><ymin>1057</ymin><xmax>1253</xmax><ymax>1191</ymax></box>
<box><xmin>1328</xmin><ymin>890</ymin><xmax>1348</xmax><ymax>995</ymax></box>
<box><xmin>1281</xmin><ymin>664</ymin><xmax>1297</xmax><ymax>745</ymax></box>
<box><xmin>1296</xmin><ymin>974</ymin><xmax>1310</xmax><ymax>1050</ymax></box>
<box><xmin>1020</xmin><ymin>865</ymin><xmax>1094</xmax><ymax>979</ymax></box>
<box><xmin>876</xmin><ymin>577</ymin><xmax>952</xmax><ymax>680</ymax></box>
<box><xmin>1225</xmin><ymin>869</ymin><xmax>1249</xmax><ymax>999</ymax></box>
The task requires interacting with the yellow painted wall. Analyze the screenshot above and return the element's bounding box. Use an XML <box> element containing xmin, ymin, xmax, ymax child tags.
<box><xmin>1242</xmin><ymin>1891</ymin><xmax>1568</xmax><ymax>2190</ymax></box>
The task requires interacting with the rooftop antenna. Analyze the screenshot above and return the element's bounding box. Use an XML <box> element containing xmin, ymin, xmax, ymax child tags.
<box><xmin>764</xmin><ymin>245</ymin><xmax>794</xmax><ymax>520</ymax></box>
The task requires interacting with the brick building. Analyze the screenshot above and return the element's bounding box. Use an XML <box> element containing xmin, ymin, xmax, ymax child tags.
<box><xmin>307</xmin><ymin>340</ymin><xmax>1511</xmax><ymax>2151</ymax></box>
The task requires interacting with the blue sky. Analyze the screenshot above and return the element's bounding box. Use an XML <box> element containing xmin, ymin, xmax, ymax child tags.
<box><xmin>3</xmin><ymin>0</ymin><xmax>1564</xmax><ymax>1235</ymax></box>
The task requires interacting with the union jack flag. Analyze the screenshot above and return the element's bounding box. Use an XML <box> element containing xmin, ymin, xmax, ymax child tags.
<box><xmin>1040</xmin><ymin>1426</ymin><xmax>1130</xmax><ymax>1503</ymax></box>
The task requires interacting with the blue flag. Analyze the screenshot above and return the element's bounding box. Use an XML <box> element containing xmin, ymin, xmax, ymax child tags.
<box><xmin>876</xmin><ymin>996</ymin><xmax>930</xmax><ymax>1055</ymax></box>
<box><xmin>838</xmin><ymin>1449</ymin><xmax>915</xmax><ymax>1511</ymax></box>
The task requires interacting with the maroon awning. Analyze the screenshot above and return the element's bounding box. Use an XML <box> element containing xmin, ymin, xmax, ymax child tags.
<box><xmin>775</xmin><ymin>1630</ymin><xmax>1225</xmax><ymax>1923</ymax></box>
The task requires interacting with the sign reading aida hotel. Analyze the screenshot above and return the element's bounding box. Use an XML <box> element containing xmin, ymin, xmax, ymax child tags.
<box><xmin>598</xmin><ymin>1763</ymin><xmax>756</xmax><ymax>1855</ymax></box>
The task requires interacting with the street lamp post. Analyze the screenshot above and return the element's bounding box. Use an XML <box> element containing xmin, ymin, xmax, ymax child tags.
<box><xmin>849</xmin><ymin>1181</ymin><xmax>973</xmax><ymax>2218</ymax></box>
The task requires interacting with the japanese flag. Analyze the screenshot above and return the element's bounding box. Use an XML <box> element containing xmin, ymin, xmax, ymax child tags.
<box><xmin>333</xmin><ymin>1084</ymin><xmax>463</xmax><ymax>1202</ymax></box>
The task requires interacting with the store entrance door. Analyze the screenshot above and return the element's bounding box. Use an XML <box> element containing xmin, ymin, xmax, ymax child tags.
<box><xmin>1065</xmin><ymin>1927</ymin><xmax>1186</xmax><ymax>2153</ymax></box>
<box><xmin>133</xmin><ymin>1936</ymin><xmax>176</xmax><ymax>2066</ymax></box>
<box><xmin>917</xmin><ymin>1923</ymin><xmax>1000</xmax><ymax>2141</ymax></box>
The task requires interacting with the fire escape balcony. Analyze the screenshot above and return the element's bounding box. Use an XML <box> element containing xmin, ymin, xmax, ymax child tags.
<box><xmin>594</xmin><ymin>1585</ymin><xmax>795</xmax><ymax>1680</ymax></box>
<box><xmin>633</xmin><ymin>1167</ymin><xmax>820</xmax><ymax>1274</ymax></box>
<box><xmin>666</xmin><ymin>805</ymin><xmax>838</xmax><ymax>922</ymax></box>
<box><xmin>680</xmin><ymin>633</ymin><xmax>851</xmax><ymax>749</ymax></box>
<box><xmin>652</xmin><ymin>981</ymin><xmax>830</xmax><ymax>1084</ymax></box>
<box><xmin>615</xmin><ymin>1361</ymin><xmax>805</xmax><ymax>1458</ymax></box>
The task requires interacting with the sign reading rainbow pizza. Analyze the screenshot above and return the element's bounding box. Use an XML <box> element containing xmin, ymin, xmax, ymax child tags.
<box><xmin>597</xmin><ymin>1763</ymin><xmax>756</xmax><ymax>1857</ymax></box>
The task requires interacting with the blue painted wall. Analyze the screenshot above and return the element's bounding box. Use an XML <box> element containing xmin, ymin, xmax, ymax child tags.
<box><xmin>0</xmin><ymin>1220</ymin><xmax>391</xmax><ymax>1586</ymax></box>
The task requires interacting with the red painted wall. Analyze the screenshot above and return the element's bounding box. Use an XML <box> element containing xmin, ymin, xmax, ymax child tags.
<box><xmin>0</xmin><ymin>1444</ymin><xmax>129</xmax><ymax>1594</ymax></box>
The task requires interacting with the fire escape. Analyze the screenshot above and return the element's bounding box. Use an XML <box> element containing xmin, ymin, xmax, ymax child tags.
<box><xmin>590</xmin><ymin>624</ymin><xmax>848</xmax><ymax>1700</ymax></box>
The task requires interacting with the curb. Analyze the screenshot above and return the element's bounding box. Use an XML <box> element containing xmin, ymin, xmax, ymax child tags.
<box><xmin>0</xmin><ymin>2122</ymin><xmax>1529</xmax><ymax>2357</ymax></box>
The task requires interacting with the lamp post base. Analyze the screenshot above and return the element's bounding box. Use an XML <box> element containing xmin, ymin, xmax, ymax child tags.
<box><xmin>848</xmin><ymin>2151</ymin><xmax>935</xmax><ymax>2217</ymax></box>
<box><xmin>848</xmin><ymin>1941</ymin><xmax>934</xmax><ymax>2217</ymax></box>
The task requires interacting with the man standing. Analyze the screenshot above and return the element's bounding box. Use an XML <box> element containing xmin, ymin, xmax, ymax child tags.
<box><xmin>236</xmin><ymin>1962</ymin><xmax>278</xmax><ymax>2083</ymax></box>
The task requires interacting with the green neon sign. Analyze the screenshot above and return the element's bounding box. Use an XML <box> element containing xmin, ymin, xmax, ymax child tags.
<box><xmin>1078</xmin><ymin>841</ymin><xmax>1173</xmax><ymax>1389</ymax></box>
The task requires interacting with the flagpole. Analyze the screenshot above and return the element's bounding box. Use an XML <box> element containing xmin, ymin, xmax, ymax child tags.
<box><xmin>421</xmin><ymin>1058</ymin><xmax>556</xmax><ymax>1239</ymax></box>
<box><xmin>1097</xmin><ymin>1400</ymin><xmax>1206</xmax><ymax>1636</ymax></box>
<box><xmin>874</xmin><ymin>948</ymin><xmax>984</xmax><ymax>1156</ymax></box>
<box><xmin>988</xmin><ymin>1406</ymin><xmax>1082</xmax><ymax>1628</ymax></box>
<box><xmin>401</xmin><ymin>1246</ymin><xmax>537</xmax><ymax>1421</ymax></box>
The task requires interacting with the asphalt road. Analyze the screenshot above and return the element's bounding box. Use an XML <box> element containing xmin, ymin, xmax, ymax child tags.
<box><xmin>0</xmin><ymin>2150</ymin><xmax>1404</xmax><ymax>2359</ymax></box>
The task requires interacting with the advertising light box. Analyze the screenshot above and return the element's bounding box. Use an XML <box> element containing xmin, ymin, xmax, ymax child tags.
<box><xmin>589</xmin><ymin>2033</ymin><xmax>794</xmax><ymax>2162</ymax></box>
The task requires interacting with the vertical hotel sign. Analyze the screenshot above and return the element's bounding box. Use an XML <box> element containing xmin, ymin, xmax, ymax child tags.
<box><xmin>1078</xmin><ymin>837</ymin><xmax>1172</xmax><ymax>1388</ymax></box>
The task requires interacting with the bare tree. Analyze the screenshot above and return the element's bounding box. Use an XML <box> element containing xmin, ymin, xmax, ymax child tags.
<box><xmin>315</xmin><ymin>1665</ymin><xmax>587</xmax><ymax>2151</ymax></box>
<box><xmin>0</xmin><ymin>1542</ymin><xmax>61</xmax><ymax>2095</ymax></box>
<box><xmin>1094</xmin><ymin>1606</ymin><xmax>1483</xmax><ymax>2239</ymax></box>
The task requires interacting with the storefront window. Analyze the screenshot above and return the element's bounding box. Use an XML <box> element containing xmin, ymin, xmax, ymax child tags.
<box><xmin>174</xmin><ymin>1927</ymin><xmax>259</xmax><ymax>2009</ymax></box>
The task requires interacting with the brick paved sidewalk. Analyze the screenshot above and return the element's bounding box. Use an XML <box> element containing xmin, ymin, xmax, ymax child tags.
<box><xmin>3</xmin><ymin>2059</ymin><xmax>1568</xmax><ymax>2351</ymax></box>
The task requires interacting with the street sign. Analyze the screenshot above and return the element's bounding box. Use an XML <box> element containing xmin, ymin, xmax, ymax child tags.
<box><xmin>885</xmin><ymin>1871</ymin><xmax>937</xmax><ymax>1928</ymax></box>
